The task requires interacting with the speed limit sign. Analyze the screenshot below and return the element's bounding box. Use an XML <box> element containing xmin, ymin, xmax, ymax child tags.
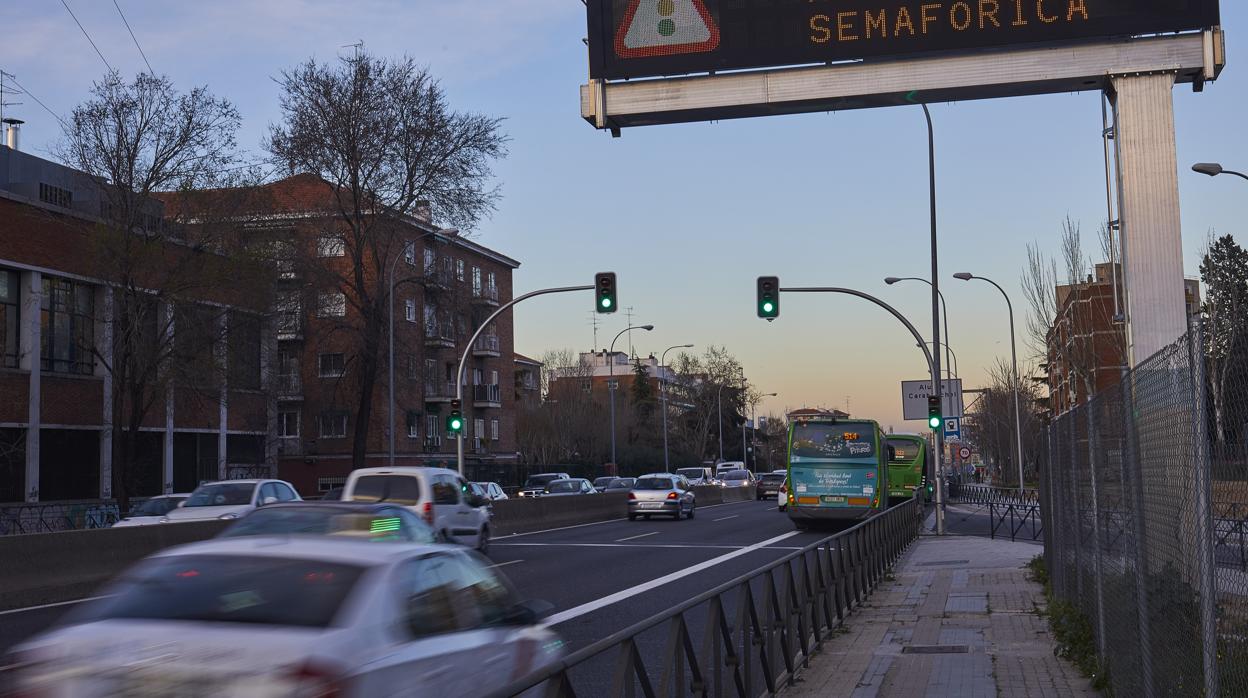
<box><xmin>958</xmin><ymin>446</ymin><xmax>972</xmax><ymax>460</ymax></box>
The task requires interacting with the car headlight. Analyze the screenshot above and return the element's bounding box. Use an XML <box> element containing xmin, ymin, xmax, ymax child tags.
<box><xmin>218</xmin><ymin>512</ymin><xmax>240</xmax><ymax>520</ymax></box>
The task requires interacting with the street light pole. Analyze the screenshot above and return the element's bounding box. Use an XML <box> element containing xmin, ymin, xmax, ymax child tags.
<box><xmin>954</xmin><ymin>272</ymin><xmax>1025</xmax><ymax>494</ymax></box>
<box><xmin>609</xmin><ymin>324</ymin><xmax>654</xmax><ymax>467</ymax></box>
<box><xmin>923</xmin><ymin>342</ymin><xmax>958</xmax><ymax>378</ymax></box>
<box><xmin>921</xmin><ymin>103</ymin><xmax>947</xmax><ymax>536</ymax></box>
<box><xmin>661</xmin><ymin>343</ymin><xmax>694</xmax><ymax>472</ymax></box>
<box><xmin>885</xmin><ymin>276</ymin><xmax>954</xmax><ymax>382</ymax></box>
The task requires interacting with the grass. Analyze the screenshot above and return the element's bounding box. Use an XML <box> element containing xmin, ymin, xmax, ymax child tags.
<box><xmin>1028</xmin><ymin>555</ymin><xmax>1112</xmax><ymax>694</ymax></box>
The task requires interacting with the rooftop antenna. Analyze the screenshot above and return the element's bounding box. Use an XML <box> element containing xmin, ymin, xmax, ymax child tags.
<box><xmin>342</xmin><ymin>40</ymin><xmax>365</xmax><ymax>60</ymax></box>
<box><xmin>587</xmin><ymin>312</ymin><xmax>600</xmax><ymax>352</ymax></box>
<box><xmin>625</xmin><ymin>307</ymin><xmax>636</xmax><ymax>357</ymax></box>
<box><xmin>0</xmin><ymin>70</ymin><xmax>24</xmax><ymax>125</ymax></box>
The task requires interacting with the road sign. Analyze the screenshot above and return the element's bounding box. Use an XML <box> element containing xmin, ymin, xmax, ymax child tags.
<box><xmin>901</xmin><ymin>379</ymin><xmax>963</xmax><ymax>421</ymax></box>
<box><xmin>943</xmin><ymin>417</ymin><xmax>961</xmax><ymax>442</ymax></box>
<box><xmin>587</xmin><ymin>0</ymin><xmax>1220</xmax><ymax>80</ymax></box>
<box><xmin>958</xmin><ymin>446</ymin><xmax>972</xmax><ymax>461</ymax></box>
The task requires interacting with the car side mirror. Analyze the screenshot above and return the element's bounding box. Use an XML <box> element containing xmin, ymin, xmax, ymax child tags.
<box><xmin>504</xmin><ymin>599</ymin><xmax>554</xmax><ymax>626</ymax></box>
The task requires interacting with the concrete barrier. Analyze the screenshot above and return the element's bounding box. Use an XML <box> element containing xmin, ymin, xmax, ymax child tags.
<box><xmin>490</xmin><ymin>492</ymin><xmax>628</xmax><ymax>537</ymax></box>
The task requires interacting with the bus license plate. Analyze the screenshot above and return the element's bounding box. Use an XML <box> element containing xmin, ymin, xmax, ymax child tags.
<box><xmin>821</xmin><ymin>496</ymin><xmax>846</xmax><ymax>504</ymax></box>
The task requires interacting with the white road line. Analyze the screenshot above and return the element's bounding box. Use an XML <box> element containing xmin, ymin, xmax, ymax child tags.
<box><xmin>496</xmin><ymin>542</ymin><xmax>747</xmax><ymax>550</ymax></box>
<box><xmin>0</xmin><ymin>595</ymin><xmax>108</xmax><ymax>617</ymax></box>
<box><xmin>489</xmin><ymin>559</ymin><xmax>524</xmax><ymax>569</ymax></box>
<box><xmin>615</xmin><ymin>531</ymin><xmax>660</xmax><ymax>543</ymax></box>
<box><xmin>712</xmin><ymin>514</ymin><xmax>739</xmax><ymax>522</ymax></box>
<box><xmin>542</xmin><ymin>531</ymin><xmax>801</xmax><ymax>627</ymax></box>
<box><xmin>500</xmin><ymin>499</ymin><xmax>756</xmax><ymax>539</ymax></box>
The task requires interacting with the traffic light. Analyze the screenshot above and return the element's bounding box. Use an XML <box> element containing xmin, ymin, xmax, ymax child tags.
<box><xmin>447</xmin><ymin>399</ymin><xmax>464</xmax><ymax>435</ymax></box>
<box><xmin>927</xmin><ymin>395</ymin><xmax>942</xmax><ymax>431</ymax></box>
<box><xmin>757</xmin><ymin>276</ymin><xmax>779</xmax><ymax>319</ymax></box>
<box><xmin>595</xmin><ymin>272</ymin><xmax>617</xmax><ymax>313</ymax></box>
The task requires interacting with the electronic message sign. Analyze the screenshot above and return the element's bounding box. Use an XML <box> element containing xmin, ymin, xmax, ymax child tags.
<box><xmin>587</xmin><ymin>0</ymin><xmax>1220</xmax><ymax>80</ymax></box>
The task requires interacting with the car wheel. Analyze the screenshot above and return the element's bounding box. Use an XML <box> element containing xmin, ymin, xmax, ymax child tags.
<box><xmin>628</xmin><ymin>513</ymin><xmax>638</xmax><ymax>521</ymax></box>
<box><xmin>476</xmin><ymin>525</ymin><xmax>490</xmax><ymax>554</ymax></box>
<box><xmin>688</xmin><ymin>504</ymin><xmax>696</xmax><ymax>520</ymax></box>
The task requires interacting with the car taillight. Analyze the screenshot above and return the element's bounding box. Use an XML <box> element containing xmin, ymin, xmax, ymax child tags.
<box><xmin>627</xmin><ymin>492</ymin><xmax>636</xmax><ymax>500</ymax></box>
<box><xmin>287</xmin><ymin>661</ymin><xmax>344</xmax><ymax>698</ymax></box>
<box><xmin>422</xmin><ymin>502</ymin><xmax>434</xmax><ymax>525</ymax></box>
<box><xmin>667</xmin><ymin>492</ymin><xmax>678</xmax><ymax>500</ymax></box>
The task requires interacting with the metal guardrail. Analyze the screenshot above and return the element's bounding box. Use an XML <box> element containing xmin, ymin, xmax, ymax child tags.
<box><xmin>987</xmin><ymin>503</ymin><xmax>1044</xmax><ymax>542</ymax></box>
<box><xmin>951</xmin><ymin>484</ymin><xmax>1040</xmax><ymax>507</ymax></box>
<box><xmin>487</xmin><ymin>498</ymin><xmax>923</xmax><ymax>697</ymax></box>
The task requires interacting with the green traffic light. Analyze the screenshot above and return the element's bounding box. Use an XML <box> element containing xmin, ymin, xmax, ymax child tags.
<box><xmin>601</xmin><ymin>298</ymin><xmax>612</xmax><ymax>309</ymax></box>
<box><xmin>762</xmin><ymin>301</ymin><xmax>774</xmax><ymax>313</ymax></box>
<box><xmin>451</xmin><ymin>419</ymin><xmax>463</xmax><ymax>430</ymax></box>
<box><xmin>928</xmin><ymin>416</ymin><xmax>941</xmax><ymax>429</ymax></box>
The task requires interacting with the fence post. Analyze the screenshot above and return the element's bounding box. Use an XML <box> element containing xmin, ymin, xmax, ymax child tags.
<box><xmin>1085</xmin><ymin>401</ymin><xmax>1109</xmax><ymax>660</ymax></box>
<box><xmin>1119</xmin><ymin>375</ymin><xmax>1155</xmax><ymax>698</ymax></box>
<box><xmin>1068</xmin><ymin>416</ymin><xmax>1085</xmax><ymax>602</ymax></box>
<box><xmin>1186</xmin><ymin>321</ymin><xmax>1219</xmax><ymax>698</ymax></box>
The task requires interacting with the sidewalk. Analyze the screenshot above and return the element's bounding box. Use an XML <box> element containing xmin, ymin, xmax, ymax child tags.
<box><xmin>782</xmin><ymin>535</ymin><xmax>1097</xmax><ymax>697</ymax></box>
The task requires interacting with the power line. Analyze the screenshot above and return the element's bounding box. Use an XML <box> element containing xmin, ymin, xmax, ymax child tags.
<box><xmin>112</xmin><ymin>0</ymin><xmax>154</xmax><ymax>75</ymax></box>
<box><xmin>3</xmin><ymin>74</ymin><xmax>67</xmax><ymax>129</ymax></box>
<box><xmin>60</xmin><ymin>0</ymin><xmax>114</xmax><ymax>73</ymax></box>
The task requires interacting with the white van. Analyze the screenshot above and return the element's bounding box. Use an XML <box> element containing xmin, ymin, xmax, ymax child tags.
<box><xmin>341</xmin><ymin>467</ymin><xmax>491</xmax><ymax>552</ymax></box>
<box><xmin>715</xmin><ymin>461</ymin><xmax>746</xmax><ymax>479</ymax></box>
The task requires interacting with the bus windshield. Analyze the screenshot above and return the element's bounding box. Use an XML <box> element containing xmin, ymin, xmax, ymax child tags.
<box><xmin>887</xmin><ymin>438</ymin><xmax>921</xmax><ymax>463</ymax></box>
<box><xmin>791</xmin><ymin>422</ymin><xmax>875</xmax><ymax>460</ymax></box>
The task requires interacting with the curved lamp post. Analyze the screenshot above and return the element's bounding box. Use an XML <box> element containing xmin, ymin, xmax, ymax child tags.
<box><xmin>886</xmin><ymin>276</ymin><xmax>955</xmax><ymax>382</ymax></box>
<box><xmin>609</xmin><ymin>324</ymin><xmax>654</xmax><ymax>466</ymax></box>
<box><xmin>954</xmin><ymin>272</ymin><xmax>1024</xmax><ymax>494</ymax></box>
<box><xmin>660</xmin><ymin>343</ymin><xmax>694</xmax><ymax>471</ymax></box>
<box><xmin>1193</xmin><ymin>162</ymin><xmax>1248</xmax><ymax>181</ymax></box>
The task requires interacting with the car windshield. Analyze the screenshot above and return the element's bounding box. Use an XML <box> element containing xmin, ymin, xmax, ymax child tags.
<box><xmin>545</xmin><ymin>481</ymin><xmax>579</xmax><ymax>493</ymax></box>
<box><xmin>524</xmin><ymin>475</ymin><xmax>561</xmax><ymax>488</ymax></box>
<box><xmin>887</xmin><ymin>439</ymin><xmax>920</xmax><ymax>463</ymax></box>
<box><xmin>593</xmin><ymin>477</ymin><xmax>614</xmax><ymax>487</ymax></box>
<box><xmin>220</xmin><ymin>507</ymin><xmax>435</xmax><ymax>543</ymax></box>
<box><xmin>634</xmin><ymin>478</ymin><xmax>674</xmax><ymax>490</ymax></box>
<box><xmin>724</xmin><ymin>470</ymin><xmax>749</xmax><ymax>480</ymax></box>
<box><xmin>791</xmin><ymin>422</ymin><xmax>876</xmax><ymax>460</ymax></box>
<box><xmin>676</xmin><ymin>469</ymin><xmax>705</xmax><ymax>480</ymax></box>
<box><xmin>606</xmin><ymin>478</ymin><xmax>635</xmax><ymax>490</ymax></box>
<box><xmin>347</xmin><ymin>475</ymin><xmax>422</xmax><ymax>506</ymax></box>
<box><xmin>130</xmin><ymin>498</ymin><xmax>180</xmax><ymax>517</ymax></box>
<box><xmin>760</xmin><ymin>474</ymin><xmax>785</xmax><ymax>484</ymax></box>
<box><xmin>78</xmin><ymin>555</ymin><xmax>366</xmax><ymax>628</ymax></box>
<box><xmin>186</xmin><ymin>483</ymin><xmax>254</xmax><ymax>507</ymax></box>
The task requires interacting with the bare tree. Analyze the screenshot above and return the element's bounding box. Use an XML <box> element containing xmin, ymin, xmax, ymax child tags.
<box><xmin>266</xmin><ymin>49</ymin><xmax>507</xmax><ymax>468</ymax></box>
<box><xmin>667</xmin><ymin>346</ymin><xmax>745</xmax><ymax>462</ymax></box>
<box><xmin>966</xmin><ymin>359</ymin><xmax>1045</xmax><ymax>486</ymax></box>
<box><xmin>55</xmin><ymin>72</ymin><xmax>263</xmax><ymax>512</ymax></box>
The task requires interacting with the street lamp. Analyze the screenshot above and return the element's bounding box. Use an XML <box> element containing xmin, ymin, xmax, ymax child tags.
<box><xmin>885</xmin><ymin>276</ymin><xmax>955</xmax><ymax>382</ymax></box>
<box><xmin>609</xmin><ymin>324</ymin><xmax>654</xmax><ymax>466</ymax></box>
<box><xmin>749</xmin><ymin>392</ymin><xmax>777</xmax><ymax>471</ymax></box>
<box><xmin>661</xmin><ymin>343</ymin><xmax>694</xmax><ymax>472</ymax></box>
<box><xmin>922</xmin><ymin>341</ymin><xmax>958</xmax><ymax>378</ymax></box>
<box><xmin>954</xmin><ymin>272</ymin><xmax>1025</xmax><ymax>494</ymax></box>
<box><xmin>388</xmin><ymin>229</ymin><xmax>447</xmax><ymax>467</ymax></box>
<box><xmin>1193</xmin><ymin>162</ymin><xmax>1248</xmax><ymax>181</ymax></box>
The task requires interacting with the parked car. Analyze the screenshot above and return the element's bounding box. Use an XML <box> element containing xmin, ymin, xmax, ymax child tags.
<box><xmin>111</xmin><ymin>494</ymin><xmax>190</xmax><ymax>528</ymax></box>
<box><xmin>543</xmin><ymin>478</ymin><xmax>595</xmax><ymax>496</ymax></box>
<box><xmin>592</xmin><ymin>476</ymin><xmax>617</xmax><ymax>492</ymax></box>
<box><xmin>628</xmin><ymin>474</ymin><xmax>696</xmax><ymax>521</ymax></box>
<box><xmin>676</xmin><ymin>467</ymin><xmax>717</xmax><ymax>485</ymax></box>
<box><xmin>604</xmin><ymin>477</ymin><xmax>637</xmax><ymax>492</ymax></box>
<box><xmin>161</xmin><ymin>480</ymin><xmax>300</xmax><ymax>523</ymax></box>
<box><xmin>474</xmin><ymin>481</ymin><xmax>508</xmax><ymax>501</ymax></box>
<box><xmin>756</xmin><ymin>472</ymin><xmax>787</xmax><ymax>500</ymax></box>
<box><xmin>518</xmin><ymin>472</ymin><xmax>572</xmax><ymax>497</ymax></box>
<box><xmin>6</xmin><ymin>537</ymin><xmax>562</xmax><ymax>696</ymax></box>
<box><xmin>341</xmin><ymin>467</ymin><xmax>492</xmax><ymax>553</ymax></box>
<box><xmin>720</xmin><ymin>469</ymin><xmax>756</xmax><ymax>488</ymax></box>
<box><xmin>218</xmin><ymin>502</ymin><xmax>440</xmax><ymax>544</ymax></box>
<box><xmin>321</xmin><ymin>486</ymin><xmax>343</xmax><ymax>501</ymax></box>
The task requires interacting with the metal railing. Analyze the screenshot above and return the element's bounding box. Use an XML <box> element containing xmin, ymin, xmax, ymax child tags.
<box><xmin>474</xmin><ymin>334</ymin><xmax>501</xmax><ymax>354</ymax></box>
<box><xmin>474</xmin><ymin>383</ymin><xmax>502</xmax><ymax>404</ymax></box>
<box><xmin>952</xmin><ymin>484</ymin><xmax>1040</xmax><ymax>507</ymax></box>
<box><xmin>473</xmin><ymin>284</ymin><xmax>499</xmax><ymax>302</ymax></box>
<box><xmin>987</xmin><ymin>502</ymin><xmax>1043</xmax><ymax>542</ymax></box>
<box><xmin>488</xmin><ymin>498</ymin><xmax>923</xmax><ymax>697</ymax></box>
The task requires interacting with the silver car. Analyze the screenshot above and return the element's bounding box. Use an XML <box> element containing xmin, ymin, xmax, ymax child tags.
<box><xmin>543</xmin><ymin>478</ymin><xmax>595</xmax><ymax>496</ymax></box>
<box><xmin>627</xmin><ymin>474</ymin><xmax>696</xmax><ymax>521</ymax></box>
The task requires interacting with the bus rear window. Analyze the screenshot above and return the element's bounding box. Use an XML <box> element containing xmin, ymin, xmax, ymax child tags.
<box><xmin>791</xmin><ymin>423</ymin><xmax>875</xmax><ymax>460</ymax></box>
<box><xmin>887</xmin><ymin>439</ymin><xmax>920</xmax><ymax>462</ymax></box>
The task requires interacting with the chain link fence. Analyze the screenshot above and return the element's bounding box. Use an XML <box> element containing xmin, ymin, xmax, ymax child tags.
<box><xmin>1043</xmin><ymin>323</ymin><xmax>1248</xmax><ymax>696</ymax></box>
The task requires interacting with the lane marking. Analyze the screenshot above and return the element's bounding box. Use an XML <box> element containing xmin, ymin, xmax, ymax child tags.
<box><xmin>500</xmin><ymin>499</ymin><xmax>757</xmax><ymax>539</ymax></box>
<box><xmin>713</xmin><ymin>515</ymin><xmax>739</xmax><ymax>522</ymax></box>
<box><xmin>497</xmin><ymin>542</ymin><xmax>747</xmax><ymax>550</ymax></box>
<box><xmin>615</xmin><ymin>531</ymin><xmax>660</xmax><ymax>543</ymax></box>
<box><xmin>489</xmin><ymin>559</ymin><xmax>524</xmax><ymax>569</ymax></box>
<box><xmin>0</xmin><ymin>595</ymin><xmax>108</xmax><ymax>617</ymax></box>
<box><xmin>542</xmin><ymin>531</ymin><xmax>801</xmax><ymax>627</ymax></box>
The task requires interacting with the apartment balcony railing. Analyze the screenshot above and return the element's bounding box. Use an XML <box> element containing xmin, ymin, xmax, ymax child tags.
<box><xmin>423</xmin><ymin>436</ymin><xmax>443</xmax><ymax>453</ymax></box>
<box><xmin>425</xmin><ymin>325</ymin><xmax>455</xmax><ymax>348</ymax></box>
<box><xmin>473</xmin><ymin>383</ymin><xmax>502</xmax><ymax>407</ymax></box>
<box><xmin>471</xmin><ymin>284</ymin><xmax>499</xmax><ymax>305</ymax></box>
<box><xmin>472</xmin><ymin>437</ymin><xmax>489</xmax><ymax>455</ymax></box>
<box><xmin>424</xmin><ymin>381</ymin><xmax>455</xmax><ymax>402</ymax></box>
<box><xmin>424</xmin><ymin>264</ymin><xmax>452</xmax><ymax>289</ymax></box>
<box><xmin>276</xmin><ymin>373</ymin><xmax>302</xmax><ymax>398</ymax></box>
<box><xmin>473</xmin><ymin>334</ymin><xmax>501</xmax><ymax>357</ymax></box>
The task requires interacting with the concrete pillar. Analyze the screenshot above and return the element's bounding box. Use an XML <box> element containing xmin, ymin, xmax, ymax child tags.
<box><xmin>98</xmin><ymin>287</ymin><xmax>113</xmax><ymax>499</ymax></box>
<box><xmin>19</xmin><ymin>271</ymin><xmax>41</xmax><ymax>502</ymax></box>
<box><xmin>163</xmin><ymin>303</ymin><xmax>174</xmax><ymax>493</ymax></box>
<box><xmin>1109</xmin><ymin>73</ymin><xmax>1188</xmax><ymax>364</ymax></box>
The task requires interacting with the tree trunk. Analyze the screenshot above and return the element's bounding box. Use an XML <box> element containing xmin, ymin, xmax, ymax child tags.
<box><xmin>110</xmin><ymin>389</ymin><xmax>129</xmax><ymax>514</ymax></box>
<box><xmin>351</xmin><ymin>308</ymin><xmax>382</xmax><ymax>469</ymax></box>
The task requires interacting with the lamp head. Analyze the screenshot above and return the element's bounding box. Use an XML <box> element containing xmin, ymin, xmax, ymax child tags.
<box><xmin>640</xmin><ymin>324</ymin><xmax>654</xmax><ymax>331</ymax></box>
<box><xmin>953</xmin><ymin>273</ymin><xmax>974</xmax><ymax>281</ymax></box>
<box><xmin>884</xmin><ymin>277</ymin><xmax>902</xmax><ymax>285</ymax></box>
<box><xmin>682</xmin><ymin>343</ymin><xmax>694</xmax><ymax>348</ymax></box>
<box><xmin>1193</xmin><ymin>163</ymin><xmax>1223</xmax><ymax>177</ymax></box>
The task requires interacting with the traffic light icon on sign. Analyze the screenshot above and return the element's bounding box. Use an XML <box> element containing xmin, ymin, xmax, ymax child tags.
<box><xmin>927</xmin><ymin>395</ymin><xmax>942</xmax><ymax>431</ymax></box>
<box><xmin>757</xmin><ymin>276</ymin><xmax>779</xmax><ymax>319</ymax></box>
<box><xmin>595</xmin><ymin>272</ymin><xmax>617</xmax><ymax>313</ymax></box>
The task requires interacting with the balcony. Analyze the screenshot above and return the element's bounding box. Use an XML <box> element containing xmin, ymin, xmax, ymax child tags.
<box><xmin>423</xmin><ymin>436</ymin><xmax>443</xmax><ymax>453</ymax></box>
<box><xmin>472</xmin><ymin>437</ymin><xmax>489</xmax><ymax>455</ymax></box>
<box><xmin>472</xmin><ymin>334</ymin><xmax>501</xmax><ymax>358</ymax></box>
<box><xmin>473</xmin><ymin>383</ymin><xmax>502</xmax><ymax>408</ymax></box>
<box><xmin>471</xmin><ymin>284</ymin><xmax>499</xmax><ymax>306</ymax></box>
<box><xmin>424</xmin><ymin>264</ymin><xmax>452</xmax><ymax>290</ymax></box>
<box><xmin>424</xmin><ymin>325</ymin><xmax>455</xmax><ymax>349</ymax></box>
<box><xmin>424</xmin><ymin>380</ymin><xmax>456</xmax><ymax>403</ymax></box>
<box><xmin>276</xmin><ymin>314</ymin><xmax>303</xmax><ymax>341</ymax></box>
<box><xmin>276</xmin><ymin>373</ymin><xmax>302</xmax><ymax>400</ymax></box>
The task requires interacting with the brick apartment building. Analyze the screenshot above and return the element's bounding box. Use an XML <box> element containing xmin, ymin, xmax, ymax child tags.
<box><xmin>546</xmin><ymin>350</ymin><xmax>672</xmax><ymax>404</ymax></box>
<box><xmin>1046</xmin><ymin>262</ymin><xmax>1200</xmax><ymax>416</ymax></box>
<box><xmin>0</xmin><ymin>143</ymin><xmax>271</xmax><ymax>507</ymax></box>
<box><xmin>164</xmin><ymin>174</ymin><xmax>522</xmax><ymax>496</ymax></box>
<box><xmin>514</xmin><ymin>353</ymin><xmax>542</xmax><ymax>409</ymax></box>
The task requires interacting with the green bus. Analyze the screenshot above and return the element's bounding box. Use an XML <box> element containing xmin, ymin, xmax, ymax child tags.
<box><xmin>886</xmin><ymin>433</ymin><xmax>930</xmax><ymax>505</ymax></box>
<box><xmin>785</xmin><ymin>415</ymin><xmax>889</xmax><ymax>529</ymax></box>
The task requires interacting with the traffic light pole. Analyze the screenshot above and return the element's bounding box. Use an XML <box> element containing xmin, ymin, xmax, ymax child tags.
<box><xmin>779</xmin><ymin>286</ymin><xmax>944</xmax><ymax>535</ymax></box>
<box><xmin>455</xmin><ymin>284</ymin><xmax>594</xmax><ymax>476</ymax></box>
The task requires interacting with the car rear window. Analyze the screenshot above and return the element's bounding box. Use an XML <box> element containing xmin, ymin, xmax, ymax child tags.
<box><xmin>524</xmin><ymin>475</ymin><xmax>560</xmax><ymax>488</ymax></box>
<box><xmin>634</xmin><ymin>478</ymin><xmax>673</xmax><ymax>490</ymax></box>
<box><xmin>79</xmin><ymin>555</ymin><xmax>366</xmax><ymax>628</ymax></box>
<box><xmin>348</xmin><ymin>475</ymin><xmax>422</xmax><ymax>506</ymax></box>
<box><xmin>676</xmin><ymin>469</ymin><xmax>706</xmax><ymax>479</ymax></box>
<box><xmin>546</xmin><ymin>481</ymin><xmax>579</xmax><ymax>493</ymax></box>
<box><xmin>724</xmin><ymin>470</ymin><xmax>749</xmax><ymax>479</ymax></box>
<box><xmin>760</xmin><ymin>474</ymin><xmax>785</xmax><ymax>484</ymax></box>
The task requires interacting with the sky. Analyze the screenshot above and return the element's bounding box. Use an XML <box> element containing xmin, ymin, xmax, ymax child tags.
<box><xmin>4</xmin><ymin>1</ymin><xmax>1245</xmax><ymax>431</ymax></box>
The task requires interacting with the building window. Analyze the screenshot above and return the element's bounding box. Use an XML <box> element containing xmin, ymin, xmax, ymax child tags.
<box><xmin>489</xmin><ymin>369</ymin><xmax>499</xmax><ymax>386</ymax></box>
<box><xmin>279</xmin><ymin>410</ymin><xmax>300</xmax><ymax>438</ymax></box>
<box><xmin>404</xmin><ymin>241</ymin><xmax>416</xmax><ymax>265</ymax></box>
<box><xmin>427</xmin><ymin>415</ymin><xmax>442</xmax><ymax>442</ymax></box>
<box><xmin>408</xmin><ymin>354</ymin><xmax>420</xmax><ymax>380</ymax></box>
<box><xmin>39</xmin><ymin>182</ymin><xmax>74</xmax><ymax>208</ymax></box>
<box><xmin>474</xmin><ymin>418</ymin><xmax>485</xmax><ymax>439</ymax></box>
<box><xmin>318</xmin><ymin>353</ymin><xmax>345</xmax><ymax>378</ymax></box>
<box><xmin>276</xmin><ymin>291</ymin><xmax>302</xmax><ymax>336</ymax></box>
<box><xmin>317</xmin><ymin>292</ymin><xmax>346</xmax><ymax>318</ymax></box>
<box><xmin>277</xmin><ymin>347</ymin><xmax>300</xmax><ymax>394</ymax></box>
<box><xmin>490</xmin><ymin>418</ymin><xmax>499</xmax><ymax>442</ymax></box>
<box><xmin>487</xmin><ymin>271</ymin><xmax>496</xmax><ymax>294</ymax></box>
<box><xmin>581</xmin><ymin>380</ymin><xmax>592</xmax><ymax>394</ymax></box>
<box><xmin>318</xmin><ymin>412</ymin><xmax>348</xmax><ymax>439</ymax></box>
<box><xmin>227</xmin><ymin>312</ymin><xmax>262</xmax><ymax>390</ymax></box>
<box><xmin>40</xmin><ymin>277</ymin><xmax>94</xmax><ymax>375</ymax></box>
<box><xmin>456</xmin><ymin>259</ymin><xmax>465</xmax><ymax>281</ymax></box>
<box><xmin>0</xmin><ymin>270</ymin><xmax>18</xmax><ymax>369</ymax></box>
<box><xmin>406</xmin><ymin>410</ymin><xmax>421</xmax><ymax>439</ymax></box>
<box><xmin>317</xmin><ymin>234</ymin><xmax>345</xmax><ymax>257</ymax></box>
<box><xmin>472</xmin><ymin>267</ymin><xmax>482</xmax><ymax>295</ymax></box>
<box><xmin>404</xmin><ymin>298</ymin><xmax>416</xmax><ymax>322</ymax></box>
